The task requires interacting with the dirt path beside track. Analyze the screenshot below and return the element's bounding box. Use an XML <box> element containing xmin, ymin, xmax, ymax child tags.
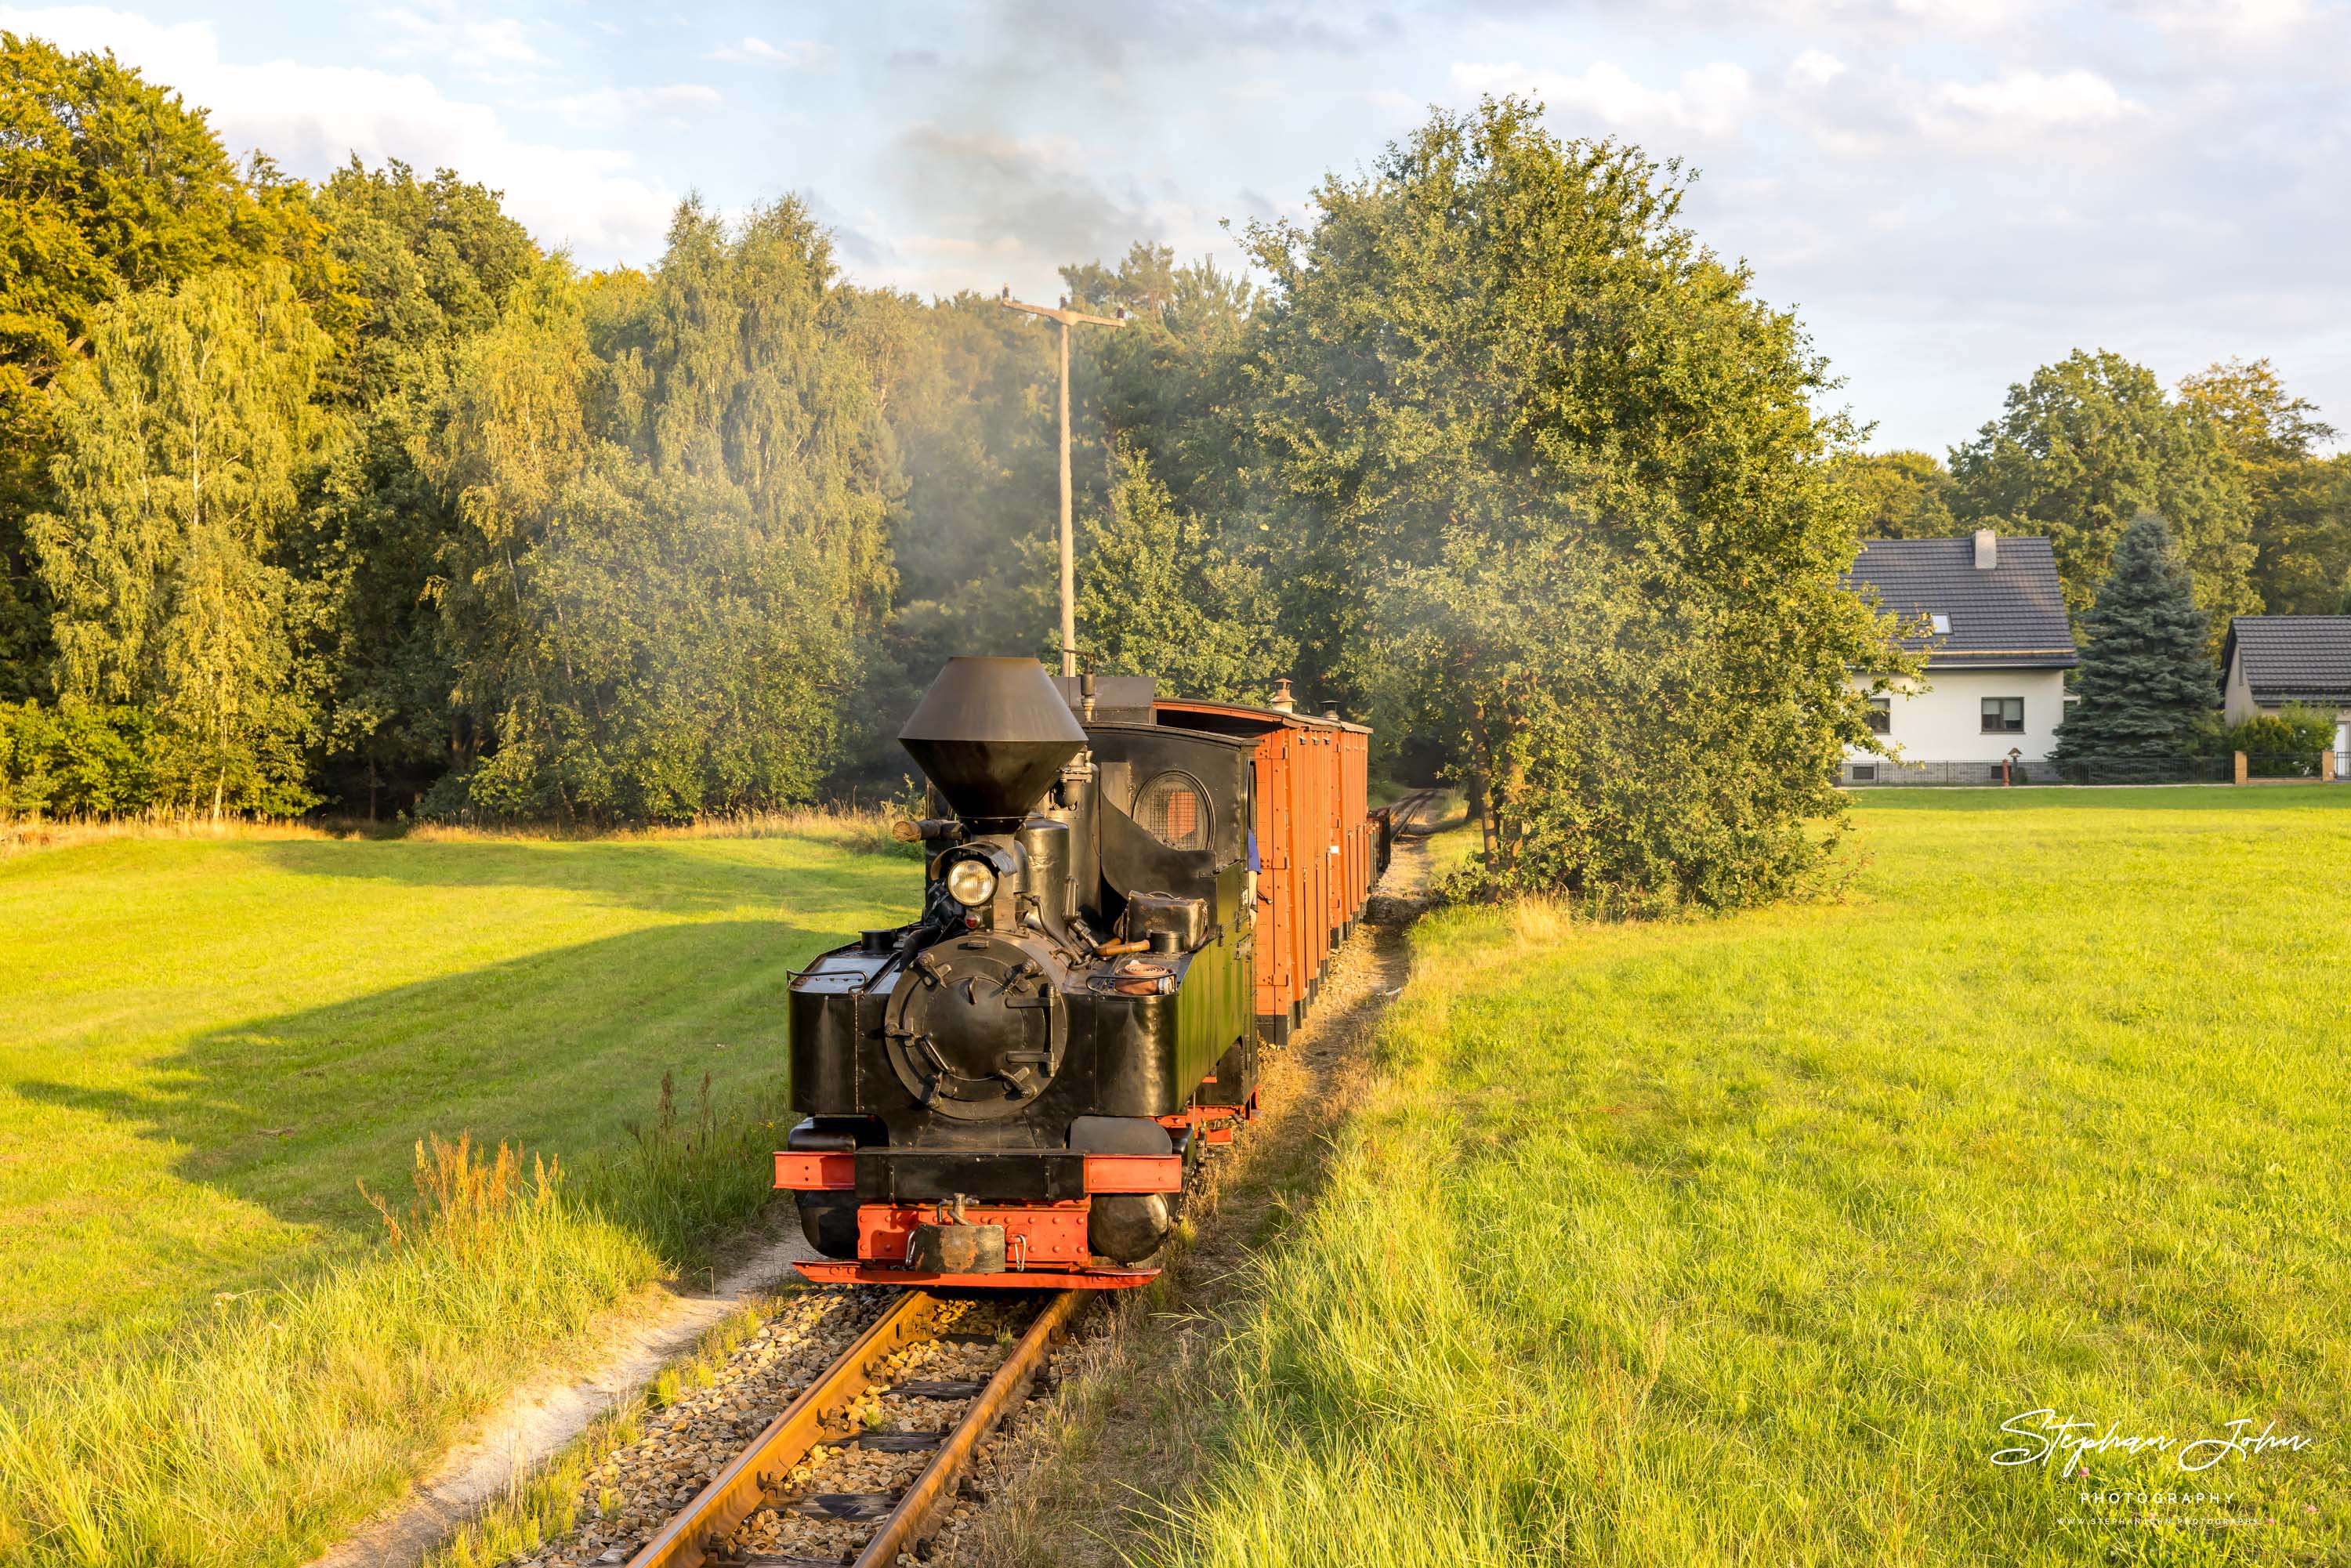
<box><xmin>306</xmin><ymin>1222</ymin><xmax>822</xmax><ymax>1568</ymax></box>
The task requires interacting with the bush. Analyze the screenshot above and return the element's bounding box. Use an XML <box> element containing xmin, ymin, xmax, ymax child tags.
<box><xmin>0</xmin><ymin>703</ymin><xmax>155</xmax><ymax>818</ymax></box>
<box><xmin>2227</xmin><ymin>703</ymin><xmax>2337</xmax><ymax>777</ymax></box>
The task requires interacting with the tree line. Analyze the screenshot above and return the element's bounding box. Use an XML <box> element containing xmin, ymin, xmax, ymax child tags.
<box><xmin>2</xmin><ymin>38</ymin><xmax>2338</xmax><ymax>908</ymax></box>
<box><xmin>1842</xmin><ymin>354</ymin><xmax>2349</xmax><ymax>636</ymax></box>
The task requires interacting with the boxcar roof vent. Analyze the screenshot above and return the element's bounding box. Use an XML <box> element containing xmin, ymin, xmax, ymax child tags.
<box><xmin>900</xmin><ymin>657</ymin><xmax>1086</xmax><ymax>827</ymax></box>
<box><xmin>1270</xmin><ymin>677</ymin><xmax>1295</xmax><ymax>713</ymax></box>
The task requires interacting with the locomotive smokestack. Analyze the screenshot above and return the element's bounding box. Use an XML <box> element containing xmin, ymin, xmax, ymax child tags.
<box><xmin>899</xmin><ymin>657</ymin><xmax>1086</xmax><ymax>829</ymax></box>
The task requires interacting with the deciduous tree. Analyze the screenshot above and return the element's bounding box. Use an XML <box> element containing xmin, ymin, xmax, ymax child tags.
<box><xmin>1948</xmin><ymin>350</ymin><xmax>2256</xmax><ymax>642</ymax></box>
<box><xmin>29</xmin><ymin>263</ymin><xmax>330</xmax><ymax>815</ymax></box>
<box><xmin>2176</xmin><ymin>357</ymin><xmax>2350</xmax><ymax>617</ymax></box>
<box><xmin>1076</xmin><ymin>446</ymin><xmax>1292</xmax><ymax>702</ymax></box>
<box><xmin>1838</xmin><ymin>450</ymin><xmax>1958</xmax><ymax>540</ymax></box>
<box><xmin>0</xmin><ymin>34</ymin><xmax>308</xmax><ymax>700</ymax></box>
<box><xmin>423</xmin><ymin>201</ymin><xmax>902</xmax><ymax>822</ymax></box>
<box><xmin>1240</xmin><ymin>98</ymin><xmax>1907</xmax><ymax>910</ymax></box>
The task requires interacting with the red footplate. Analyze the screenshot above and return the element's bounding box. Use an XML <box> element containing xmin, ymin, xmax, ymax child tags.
<box><xmin>861</xmin><ymin>1202</ymin><xmax>1088</xmax><ymax>1266</ymax></box>
<box><xmin>792</xmin><ymin>1259</ymin><xmax>1159</xmax><ymax>1289</ymax></box>
<box><xmin>774</xmin><ymin>1146</ymin><xmax>1190</xmax><ymax>1290</ymax></box>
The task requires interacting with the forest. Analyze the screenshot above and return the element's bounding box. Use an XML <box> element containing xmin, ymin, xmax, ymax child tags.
<box><xmin>2</xmin><ymin>34</ymin><xmax>2345</xmax><ymax>907</ymax></box>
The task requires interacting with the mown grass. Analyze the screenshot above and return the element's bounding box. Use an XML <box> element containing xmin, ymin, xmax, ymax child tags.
<box><xmin>0</xmin><ymin>820</ymin><xmax>914</xmax><ymax>1566</ymax></box>
<box><xmin>1146</xmin><ymin>785</ymin><xmax>2351</xmax><ymax>1566</ymax></box>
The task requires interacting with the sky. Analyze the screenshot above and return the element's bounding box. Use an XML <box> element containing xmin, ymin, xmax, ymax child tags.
<box><xmin>5</xmin><ymin>0</ymin><xmax>2348</xmax><ymax>453</ymax></box>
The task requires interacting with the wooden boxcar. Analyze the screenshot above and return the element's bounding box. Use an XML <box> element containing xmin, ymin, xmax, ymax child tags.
<box><xmin>1153</xmin><ymin>696</ymin><xmax>1378</xmax><ymax>1045</ymax></box>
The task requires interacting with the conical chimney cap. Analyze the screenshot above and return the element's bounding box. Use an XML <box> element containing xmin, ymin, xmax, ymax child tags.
<box><xmin>899</xmin><ymin>657</ymin><xmax>1086</xmax><ymax>827</ymax></box>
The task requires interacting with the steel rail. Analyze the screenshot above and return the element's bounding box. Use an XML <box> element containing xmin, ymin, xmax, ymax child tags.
<box><xmin>851</xmin><ymin>1288</ymin><xmax>1085</xmax><ymax>1565</ymax></box>
<box><xmin>1389</xmin><ymin>788</ymin><xmax>1440</xmax><ymax>836</ymax></box>
<box><xmin>624</xmin><ymin>1287</ymin><xmax>1081</xmax><ymax>1568</ymax></box>
<box><xmin>625</xmin><ymin>1290</ymin><xmax>937</xmax><ymax>1568</ymax></box>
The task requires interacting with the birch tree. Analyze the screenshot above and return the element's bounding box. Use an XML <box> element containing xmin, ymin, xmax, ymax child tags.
<box><xmin>29</xmin><ymin>264</ymin><xmax>328</xmax><ymax>815</ymax></box>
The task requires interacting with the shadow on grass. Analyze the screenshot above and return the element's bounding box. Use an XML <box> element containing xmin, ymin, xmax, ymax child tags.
<box><xmin>247</xmin><ymin>835</ymin><xmax>913</xmax><ymax>918</ymax></box>
<box><xmin>13</xmin><ymin>918</ymin><xmax>854</xmax><ymax>1255</ymax></box>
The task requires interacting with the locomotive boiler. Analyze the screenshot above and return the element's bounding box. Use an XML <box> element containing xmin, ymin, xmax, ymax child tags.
<box><xmin>773</xmin><ymin>655</ymin><xmax>1387</xmax><ymax>1288</ymax></box>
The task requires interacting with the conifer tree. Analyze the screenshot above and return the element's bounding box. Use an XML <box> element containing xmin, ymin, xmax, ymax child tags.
<box><xmin>2052</xmin><ymin>511</ymin><xmax>2218</xmax><ymax>780</ymax></box>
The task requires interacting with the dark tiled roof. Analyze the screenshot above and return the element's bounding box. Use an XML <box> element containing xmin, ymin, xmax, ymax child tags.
<box><xmin>1846</xmin><ymin>535</ymin><xmax>2077</xmax><ymax>669</ymax></box>
<box><xmin>2225</xmin><ymin>617</ymin><xmax>2351</xmax><ymax>704</ymax></box>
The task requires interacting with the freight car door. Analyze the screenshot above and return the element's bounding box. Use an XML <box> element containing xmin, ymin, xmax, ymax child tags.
<box><xmin>1255</xmin><ymin>738</ymin><xmax>1293</xmax><ymax>1027</ymax></box>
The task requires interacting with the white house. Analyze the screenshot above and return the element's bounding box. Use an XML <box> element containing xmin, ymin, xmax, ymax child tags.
<box><xmin>1841</xmin><ymin>531</ymin><xmax>2078</xmax><ymax>785</ymax></box>
<box><xmin>2221</xmin><ymin>617</ymin><xmax>2351</xmax><ymax>773</ymax></box>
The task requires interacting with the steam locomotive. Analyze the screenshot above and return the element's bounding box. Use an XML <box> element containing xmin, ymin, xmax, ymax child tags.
<box><xmin>772</xmin><ymin>656</ymin><xmax>1390</xmax><ymax>1288</ymax></box>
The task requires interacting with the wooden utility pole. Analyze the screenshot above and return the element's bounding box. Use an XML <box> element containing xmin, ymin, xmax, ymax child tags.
<box><xmin>1000</xmin><ymin>290</ymin><xmax>1122</xmax><ymax>678</ymax></box>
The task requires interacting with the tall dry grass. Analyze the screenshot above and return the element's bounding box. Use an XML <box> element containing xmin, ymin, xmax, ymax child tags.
<box><xmin>0</xmin><ymin>812</ymin><xmax>331</xmax><ymax>859</ymax></box>
<box><xmin>0</xmin><ymin>1076</ymin><xmax>787</xmax><ymax>1567</ymax></box>
<box><xmin>1</xmin><ymin>802</ymin><xmax>918</xmax><ymax>861</ymax></box>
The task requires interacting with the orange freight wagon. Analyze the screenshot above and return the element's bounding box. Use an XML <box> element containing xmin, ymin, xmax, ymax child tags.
<box><xmin>1154</xmin><ymin>688</ymin><xmax>1377</xmax><ymax>1045</ymax></box>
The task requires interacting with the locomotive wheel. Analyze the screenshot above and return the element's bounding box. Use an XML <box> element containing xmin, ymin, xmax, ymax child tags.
<box><xmin>795</xmin><ymin>1191</ymin><xmax>860</xmax><ymax>1258</ymax></box>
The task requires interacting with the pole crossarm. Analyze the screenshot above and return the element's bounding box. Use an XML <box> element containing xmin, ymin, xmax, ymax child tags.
<box><xmin>1000</xmin><ymin>299</ymin><xmax>1125</xmax><ymax>331</ymax></box>
<box><xmin>998</xmin><ymin>293</ymin><xmax>1125</xmax><ymax>679</ymax></box>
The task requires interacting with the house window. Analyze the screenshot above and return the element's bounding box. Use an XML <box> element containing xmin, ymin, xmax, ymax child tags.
<box><xmin>1981</xmin><ymin>697</ymin><xmax>2024</xmax><ymax>733</ymax></box>
<box><xmin>1850</xmin><ymin>763</ymin><xmax>1878</xmax><ymax>783</ymax></box>
<box><xmin>1866</xmin><ymin>697</ymin><xmax>1892</xmax><ymax>735</ymax></box>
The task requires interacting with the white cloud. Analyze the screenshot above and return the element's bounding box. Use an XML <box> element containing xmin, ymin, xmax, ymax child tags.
<box><xmin>0</xmin><ymin>5</ymin><xmax>679</xmax><ymax>260</ymax></box>
<box><xmin>1787</xmin><ymin>49</ymin><xmax>1846</xmax><ymax>91</ymax></box>
<box><xmin>708</xmin><ymin>35</ymin><xmax>825</xmax><ymax>67</ymax></box>
<box><xmin>550</xmin><ymin>82</ymin><xmax>723</xmax><ymax>128</ymax></box>
<box><xmin>2148</xmin><ymin>0</ymin><xmax>2312</xmax><ymax>49</ymax></box>
<box><xmin>1921</xmin><ymin>67</ymin><xmax>2143</xmax><ymax>143</ymax></box>
<box><xmin>1452</xmin><ymin>60</ymin><xmax>1755</xmax><ymax>139</ymax></box>
<box><xmin>373</xmin><ymin>2</ymin><xmax>542</xmax><ymax>72</ymax></box>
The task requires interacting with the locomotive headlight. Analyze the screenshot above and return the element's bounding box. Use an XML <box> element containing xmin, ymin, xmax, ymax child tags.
<box><xmin>944</xmin><ymin>857</ymin><xmax>998</xmax><ymax>908</ymax></box>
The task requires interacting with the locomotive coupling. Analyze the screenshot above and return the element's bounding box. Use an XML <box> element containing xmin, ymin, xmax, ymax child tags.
<box><xmin>906</xmin><ymin>1197</ymin><xmax>1009</xmax><ymax>1273</ymax></box>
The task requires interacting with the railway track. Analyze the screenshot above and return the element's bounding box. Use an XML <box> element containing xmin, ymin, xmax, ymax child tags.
<box><xmin>1387</xmin><ymin>788</ymin><xmax>1442</xmax><ymax>836</ymax></box>
<box><xmin>614</xmin><ymin>798</ymin><xmax>1433</xmax><ymax>1568</ymax></box>
<box><xmin>625</xmin><ymin>1288</ymin><xmax>1082</xmax><ymax>1568</ymax></box>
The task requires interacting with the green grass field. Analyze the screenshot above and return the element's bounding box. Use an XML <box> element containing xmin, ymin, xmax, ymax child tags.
<box><xmin>1151</xmin><ymin>787</ymin><xmax>2351</xmax><ymax>1566</ymax></box>
<box><xmin>0</xmin><ymin>821</ymin><xmax>912</xmax><ymax>1565</ymax></box>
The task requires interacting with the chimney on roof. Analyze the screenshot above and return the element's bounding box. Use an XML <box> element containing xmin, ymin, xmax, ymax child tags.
<box><xmin>1974</xmin><ymin>529</ymin><xmax>1998</xmax><ymax>570</ymax></box>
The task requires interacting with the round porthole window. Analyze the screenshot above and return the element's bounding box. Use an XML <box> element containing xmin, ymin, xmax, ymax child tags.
<box><xmin>1135</xmin><ymin>770</ymin><xmax>1210</xmax><ymax>851</ymax></box>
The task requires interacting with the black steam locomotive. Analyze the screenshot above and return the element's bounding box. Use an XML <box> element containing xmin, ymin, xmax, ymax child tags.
<box><xmin>773</xmin><ymin>655</ymin><xmax>1382</xmax><ymax>1288</ymax></box>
